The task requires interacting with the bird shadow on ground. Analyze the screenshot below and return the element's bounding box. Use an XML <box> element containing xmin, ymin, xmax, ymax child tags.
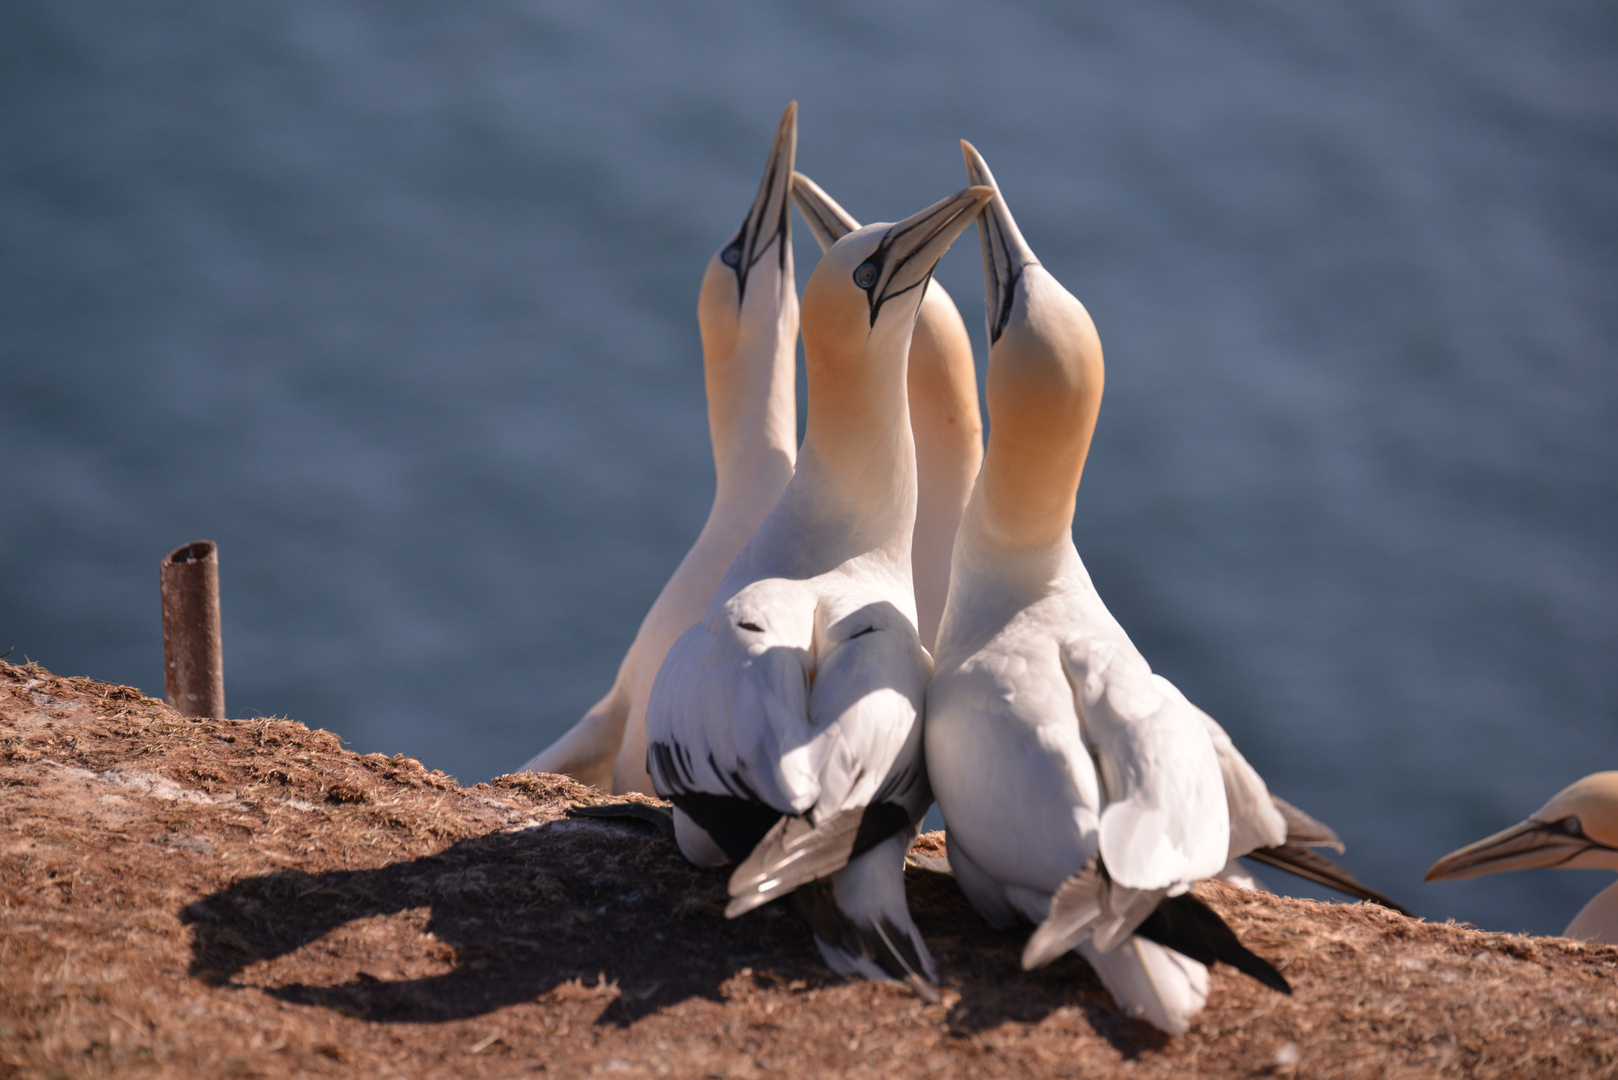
<box><xmin>181</xmin><ymin>815</ymin><xmax>830</xmax><ymax>1027</ymax></box>
<box><xmin>182</xmin><ymin>813</ymin><xmax>1159</xmax><ymax>1052</ymax></box>
<box><xmin>904</xmin><ymin>867</ymin><xmax>1169</xmax><ymax>1058</ymax></box>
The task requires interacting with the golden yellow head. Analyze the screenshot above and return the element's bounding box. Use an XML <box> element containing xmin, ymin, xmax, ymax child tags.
<box><xmin>800</xmin><ymin>186</ymin><xmax>993</xmax><ymax>379</ymax></box>
<box><xmin>696</xmin><ymin>102</ymin><xmax>797</xmax><ymax>371</ymax></box>
<box><xmin>1425</xmin><ymin>771</ymin><xmax>1618</xmax><ymax>882</ymax></box>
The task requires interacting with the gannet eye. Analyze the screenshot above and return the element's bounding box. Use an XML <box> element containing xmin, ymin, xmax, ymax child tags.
<box><xmin>738</xmin><ymin>620</ymin><xmax>763</xmax><ymax>632</ymax></box>
<box><xmin>853</xmin><ymin>262</ymin><xmax>878</xmax><ymax>289</ymax></box>
<box><xmin>1558</xmin><ymin>816</ymin><xmax>1585</xmax><ymax>837</ymax></box>
<box><xmin>721</xmin><ymin>244</ymin><xmax>743</xmax><ymax>267</ymax></box>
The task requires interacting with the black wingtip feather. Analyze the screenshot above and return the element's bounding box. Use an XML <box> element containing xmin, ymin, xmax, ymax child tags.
<box><xmin>792</xmin><ymin>882</ymin><xmax>940</xmax><ymax>1003</ymax></box>
<box><xmin>664</xmin><ymin>791</ymin><xmax>783</xmax><ymax>865</ymax></box>
<box><xmin>1246</xmin><ymin>844</ymin><xmax>1413</xmax><ymax>917</ymax></box>
<box><xmin>1136</xmin><ymin>893</ymin><xmax>1292</xmax><ymax>995</ymax></box>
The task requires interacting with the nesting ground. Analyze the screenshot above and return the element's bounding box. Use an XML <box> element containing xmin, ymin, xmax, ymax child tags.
<box><xmin>2</xmin><ymin>659</ymin><xmax>1615</xmax><ymax>1079</ymax></box>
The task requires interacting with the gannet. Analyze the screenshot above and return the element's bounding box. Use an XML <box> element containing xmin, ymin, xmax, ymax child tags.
<box><xmin>522</xmin><ymin>103</ymin><xmax>801</xmax><ymax>793</ymax></box>
<box><xmin>1426</xmin><ymin>771</ymin><xmax>1618</xmax><ymax>944</ymax></box>
<box><xmin>926</xmin><ymin>142</ymin><xmax>1290</xmax><ymax>1036</ymax></box>
<box><xmin>645</xmin><ymin>185</ymin><xmax>995</xmax><ymax>1000</ymax></box>
<box><xmin>790</xmin><ymin>172</ymin><xmax>983</xmax><ymax>654</ymax></box>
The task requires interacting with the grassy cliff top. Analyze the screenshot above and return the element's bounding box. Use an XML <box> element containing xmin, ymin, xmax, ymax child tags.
<box><xmin>3</xmin><ymin>658</ymin><xmax>1615</xmax><ymax>1079</ymax></box>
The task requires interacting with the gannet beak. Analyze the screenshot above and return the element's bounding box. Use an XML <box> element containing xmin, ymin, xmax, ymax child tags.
<box><xmin>721</xmin><ymin>102</ymin><xmax>797</xmax><ymax>303</ymax></box>
<box><xmin>1424</xmin><ymin>817</ymin><xmax>1611</xmax><ymax>881</ymax></box>
<box><xmin>856</xmin><ymin>185</ymin><xmax>995</xmax><ymax>326</ymax></box>
<box><xmin>960</xmin><ymin>140</ymin><xmax>1039</xmax><ymax>347</ymax></box>
<box><xmin>791</xmin><ymin>171</ymin><xmax>860</xmax><ymax>253</ymax></box>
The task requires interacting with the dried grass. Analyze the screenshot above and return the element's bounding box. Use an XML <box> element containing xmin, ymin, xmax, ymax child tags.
<box><xmin>2</xmin><ymin>658</ymin><xmax>1615</xmax><ymax>1079</ymax></box>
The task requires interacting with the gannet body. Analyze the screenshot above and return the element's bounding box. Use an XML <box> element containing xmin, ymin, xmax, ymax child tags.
<box><xmin>522</xmin><ymin>104</ymin><xmax>800</xmax><ymax>793</ymax></box>
<box><xmin>790</xmin><ymin>173</ymin><xmax>983</xmax><ymax>654</ymax></box>
<box><xmin>646</xmin><ymin>186</ymin><xmax>995</xmax><ymax>998</ymax></box>
<box><xmin>926</xmin><ymin>143</ymin><xmax>1289</xmax><ymax>1036</ymax></box>
<box><xmin>1426</xmin><ymin>771</ymin><xmax>1618</xmax><ymax>944</ymax></box>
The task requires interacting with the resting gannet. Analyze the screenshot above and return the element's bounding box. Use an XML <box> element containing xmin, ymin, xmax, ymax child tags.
<box><xmin>926</xmin><ymin>142</ymin><xmax>1290</xmax><ymax>1036</ymax></box>
<box><xmin>790</xmin><ymin>172</ymin><xmax>983</xmax><ymax>654</ymax></box>
<box><xmin>522</xmin><ymin>103</ymin><xmax>800</xmax><ymax>793</ymax></box>
<box><xmin>1426</xmin><ymin>771</ymin><xmax>1618</xmax><ymax>944</ymax></box>
<box><xmin>645</xmin><ymin>185</ymin><xmax>995</xmax><ymax>1000</ymax></box>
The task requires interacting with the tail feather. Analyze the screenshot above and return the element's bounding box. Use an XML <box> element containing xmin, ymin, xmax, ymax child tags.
<box><xmin>1272</xmin><ymin>796</ymin><xmax>1345</xmax><ymax>852</ymax></box>
<box><xmin>790</xmin><ymin>834</ymin><xmax>939</xmax><ymax>1002</ymax></box>
<box><xmin>793</xmin><ymin>881</ymin><xmax>940</xmax><ymax>1003</ymax></box>
<box><xmin>1022</xmin><ymin>862</ymin><xmax>1103</xmax><ymax>969</ymax></box>
<box><xmin>1246</xmin><ymin>843</ymin><xmax>1411</xmax><ymax>916</ymax></box>
<box><xmin>1079</xmin><ymin>936</ymin><xmax>1210</xmax><ymax>1037</ymax></box>
<box><xmin>1022</xmin><ymin>857</ymin><xmax>1163</xmax><ymax>969</ymax></box>
<box><xmin>726</xmin><ymin>802</ymin><xmax>911</xmax><ymax>918</ymax></box>
<box><xmin>1134</xmin><ymin>893</ymin><xmax>1291</xmax><ymax>994</ymax></box>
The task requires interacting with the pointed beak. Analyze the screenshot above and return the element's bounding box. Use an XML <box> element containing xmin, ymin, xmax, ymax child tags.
<box><xmin>791</xmin><ymin>171</ymin><xmax>861</xmax><ymax>253</ymax></box>
<box><xmin>961</xmin><ymin>140</ymin><xmax>1039</xmax><ymax>347</ymax></box>
<box><xmin>857</xmin><ymin>185</ymin><xmax>994</xmax><ymax>326</ymax></box>
<box><xmin>722</xmin><ymin>102</ymin><xmax>797</xmax><ymax>303</ymax></box>
<box><xmin>1425</xmin><ymin>818</ymin><xmax>1600</xmax><ymax>881</ymax></box>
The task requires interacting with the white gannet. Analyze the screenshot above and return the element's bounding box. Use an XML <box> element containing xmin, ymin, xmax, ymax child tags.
<box><xmin>645</xmin><ymin>185</ymin><xmax>995</xmax><ymax>1000</ymax></box>
<box><xmin>1426</xmin><ymin>771</ymin><xmax>1618</xmax><ymax>944</ymax></box>
<box><xmin>522</xmin><ymin>104</ymin><xmax>801</xmax><ymax>793</ymax></box>
<box><xmin>790</xmin><ymin>172</ymin><xmax>983</xmax><ymax>654</ymax></box>
<box><xmin>925</xmin><ymin>142</ymin><xmax>1291</xmax><ymax>1036</ymax></box>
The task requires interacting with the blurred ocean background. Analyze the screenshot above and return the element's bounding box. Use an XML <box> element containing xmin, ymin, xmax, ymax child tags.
<box><xmin>3</xmin><ymin>2</ymin><xmax>1615</xmax><ymax>938</ymax></box>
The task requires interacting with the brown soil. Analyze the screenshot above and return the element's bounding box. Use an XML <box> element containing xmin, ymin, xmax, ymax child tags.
<box><xmin>2</xmin><ymin>658</ymin><xmax>1615</xmax><ymax>1079</ymax></box>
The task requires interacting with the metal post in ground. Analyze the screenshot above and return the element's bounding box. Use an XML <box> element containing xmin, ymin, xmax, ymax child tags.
<box><xmin>160</xmin><ymin>539</ymin><xmax>224</xmax><ymax>719</ymax></box>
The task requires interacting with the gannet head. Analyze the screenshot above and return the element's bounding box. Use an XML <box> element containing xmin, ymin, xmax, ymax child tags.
<box><xmin>789</xmin><ymin>171</ymin><xmax>860</xmax><ymax>253</ymax></box>
<box><xmin>697</xmin><ymin>102</ymin><xmax>797</xmax><ymax>370</ymax></box>
<box><xmin>963</xmin><ymin>139</ymin><xmax>1102</xmax><ymax>425</ymax></box>
<box><xmin>791</xmin><ymin>171</ymin><xmax>980</xmax><ymax>441</ymax></box>
<box><xmin>791</xmin><ymin>172</ymin><xmax>979</xmax><ymax>397</ymax></box>
<box><xmin>800</xmin><ymin>185</ymin><xmax>993</xmax><ymax>375</ymax></box>
<box><xmin>1425</xmin><ymin>771</ymin><xmax>1618</xmax><ymax>881</ymax></box>
<box><xmin>961</xmin><ymin>141</ymin><xmax>1103</xmax><ymax>541</ymax></box>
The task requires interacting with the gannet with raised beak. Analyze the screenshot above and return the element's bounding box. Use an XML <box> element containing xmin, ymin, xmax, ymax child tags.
<box><xmin>645</xmin><ymin>185</ymin><xmax>995</xmax><ymax>999</ymax></box>
<box><xmin>1426</xmin><ymin>771</ymin><xmax>1618</xmax><ymax>944</ymax></box>
<box><xmin>522</xmin><ymin>104</ymin><xmax>800</xmax><ymax>793</ymax></box>
<box><xmin>926</xmin><ymin>143</ymin><xmax>1291</xmax><ymax>1036</ymax></box>
<box><xmin>790</xmin><ymin>172</ymin><xmax>983</xmax><ymax>654</ymax></box>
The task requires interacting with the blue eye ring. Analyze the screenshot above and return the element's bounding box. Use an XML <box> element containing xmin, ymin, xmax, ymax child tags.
<box><xmin>721</xmin><ymin>244</ymin><xmax>743</xmax><ymax>267</ymax></box>
<box><xmin>853</xmin><ymin>262</ymin><xmax>878</xmax><ymax>289</ymax></box>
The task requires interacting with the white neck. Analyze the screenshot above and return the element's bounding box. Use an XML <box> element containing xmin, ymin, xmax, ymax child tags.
<box><xmin>743</xmin><ymin>304</ymin><xmax>919</xmax><ymax>588</ymax></box>
<box><xmin>908</xmin><ymin>281</ymin><xmax>983</xmax><ymax>651</ymax></box>
<box><xmin>968</xmin><ymin>269</ymin><xmax>1103</xmax><ymax>557</ymax></box>
<box><xmin>1566</xmin><ymin>877</ymin><xmax>1618</xmax><ymax>944</ymax></box>
<box><xmin>705</xmin><ymin>263</ymin><xmax>798</xmax><ymax>535</ymax></box>
<box><xmin>801</xmin><ymin>306</ymin><xmax>917</xmax><ymax>524</ymax></box>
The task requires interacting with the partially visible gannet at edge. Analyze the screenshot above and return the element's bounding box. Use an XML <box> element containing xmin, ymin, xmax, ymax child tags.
<box><xmin>1426</xmin><ymin>771</ymin><xmax>1618</xmax><ymax>944</ymax></box>
<box><xmin>925</xmin><ymin>142</ymin><xmax>1291</xmax><ymax>1036</ymax></box>
<box><xmin>522</xmin><ymin>103</ymin><xmax>801</xmax><ymax>793</ymax></box>
<box><xmin>646</xmin><ymin>185</ymin><xmax>996</xmax><ymax>1000</ymax></box>
<box><xmin>790</xmin><ymin>171</ymin><xmax>983</xmax><ymax>654</ymax></box>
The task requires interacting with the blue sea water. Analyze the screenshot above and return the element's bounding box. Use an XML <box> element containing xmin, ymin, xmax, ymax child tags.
<box><xmin>2</xmin><ymin>2</ymin><xmax>1615</xmax><ymax>938</ymax></box>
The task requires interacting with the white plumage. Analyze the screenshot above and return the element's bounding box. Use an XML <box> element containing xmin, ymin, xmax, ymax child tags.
<box><xmin>521</xmin><ymin>104</ymin><xmax>801</xmax><ymax>793</ymax></box>
<box><xmin>789</xmin><ymin>171</ymin><xmax>982</xmax><ymax>655</ymax></box>
<box><xmin>523</xmin><ymin>112</ymin><xmax>989</xmax><ymax>795</ymax></box>
<box><xmin>928</xmin><ymin>141</ymin><xmax>1287</xmax><ymax>1036</ymax></box>
<box><xmin>646</xmin><ymin>185</ymin><xmax>994</xmax><ymax>997</ymax></box>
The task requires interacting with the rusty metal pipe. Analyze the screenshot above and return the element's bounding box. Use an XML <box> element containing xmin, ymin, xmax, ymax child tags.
<box><xmin>160</xmin><ymin>540</ymin><xmax>224</xmax><ymax>719</ymax></box>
